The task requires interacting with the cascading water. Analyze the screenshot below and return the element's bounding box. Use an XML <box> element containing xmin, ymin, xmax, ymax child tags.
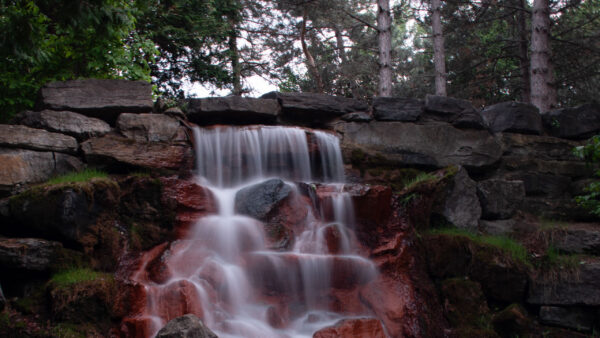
<box><xmin>128</xmin><ymin>125</ymin><xmax>382</xmax><ymax>337</ymax></box>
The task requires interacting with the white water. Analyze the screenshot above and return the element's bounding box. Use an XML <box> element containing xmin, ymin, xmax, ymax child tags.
<box><xmin>137</xmin><ymin>126</ymin><xmax>377</xmax><ymax>337</ymax></box>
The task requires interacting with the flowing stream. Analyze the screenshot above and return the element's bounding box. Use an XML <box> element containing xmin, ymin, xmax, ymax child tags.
<box><xmin>130</xmin><ymin>126</ymin><xmax>379</xmax><ymax>337</ymax></box>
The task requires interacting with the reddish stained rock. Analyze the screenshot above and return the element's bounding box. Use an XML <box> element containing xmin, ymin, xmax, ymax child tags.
<box><xmin>152</xmin><ymin>280</ymin><xmax>206</xmax><ymax>321</ymax></box>
<box><xmin>121</xmin><ymin>317</ymin><xmax>156</xmax><ymax>338</ymax></box>
<box><xmin>312</xmin><ymin>318</ymin><xmax>386</xmax><ymax>338</ymax></box>
<box><xmin>160</xmin><ymin>177</ymin><xmax>216</xmax><ymax>213</ymax></box>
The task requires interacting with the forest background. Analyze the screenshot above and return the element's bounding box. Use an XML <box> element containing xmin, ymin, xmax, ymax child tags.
<box><xmin>1</xmin><ymin>0</ymin><xmax>598</xmax><ymax>122</ymax></box>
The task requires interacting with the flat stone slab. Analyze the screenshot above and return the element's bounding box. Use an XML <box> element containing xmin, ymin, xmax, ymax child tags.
<box><xmin>373</xmin><ymin>97</ymin><xmax>423</xmax><ymax>122</ymax></box>
<box><xmin>539</xmin><ymin>306</ymin><xmax>596</xmax><ymax>331</ymax></box>
<box><xmin>187</xmin><ymin>97</ymin><xmax>280</xmax><ymax>125</ymax></box>
<box><xmin>481</xmin><ymin>101</ymin><xmax>542</xmax><ymax>135</ymax></box>
<box><xmin>0</xmin><ymin>238</ymin><xmax>63</xmax><ymax>271</ymax></box>
<box><xmin>0</xmin><ymin>124</ymin><xmax>78</xmax><ymax>153</ymax></box>
<box><xmin>262</xmin><ymin>92</ymin><xmax>368</xmax><ymax>122</ymax></box>
<box><xmin>39</xmin><ymin>79</ymin><xmax>153</xmax><ymax>123</ymax></box>
<box><xmin>117</xmin><ymin>113</ymin><xmax>185</xmax><ymax>142</ymax></box>
<box><xmin>425</xmin><ymin>94</ymin><xmax>485</xmax><ymax>129</ymax></box>
<box><xmin>335</xmin><ymin>121</ymin><xmax>502</xmax><ymax>169</ymax></box>
<box><xmin>15</xmin><ymin>110</ymin><xmax>110</xmax><ymax>140</ymax></box>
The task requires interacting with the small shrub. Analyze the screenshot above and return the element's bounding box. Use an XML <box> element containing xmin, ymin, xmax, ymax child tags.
<box><xmin>46</xmin><ymin>169</ymin><xmax>108</xmax><ymax>185</ymax></box>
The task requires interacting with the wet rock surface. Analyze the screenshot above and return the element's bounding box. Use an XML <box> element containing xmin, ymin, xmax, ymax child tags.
<box><xmin>156</xmin><ymin>314</ymin><xmax>218</xmax><ymax>338</ymax></box>
<box><xmin>312</xmin><ymin>318</ymin><xmax>386</xmax><ymax>338</ymax></box>
<box><xmin>234</xmin><ymin>179</ymin><xmax>292</xmax><ymax>220</ymax></box>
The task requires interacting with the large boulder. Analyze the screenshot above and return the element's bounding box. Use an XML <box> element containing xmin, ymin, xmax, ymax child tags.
<box><xmin>335</xmin><ymin>122</ymin><xmax>502</xmax><ymax>170</ymax></box>
<box><xmin>14</xmin><ymin>110</ymin><xmax>110</xmax><ymax>141</ymax></box>
<box><xmin>433</xmin><ymin>166</ymin><xmax>481</xmax><ymax>231</ymax></box>
<box><xmin>528</xmin><ymin>259</ymin><xmax>600</xmax><ymax>305</ymax></box>
<box><xmin>503</xmin><ymin>172</ymin><xmax>571</xmax><ymax>198</ymax></box>
<box><xmin>81</xmin><ymin>134</ymin><xmax>193</xmax><ymax>171</ymax></box>
<box><xmin>0</xmin><ymin>238</ymin><xmax>63</xmax><ymax>271</ymax></box>
<box><xmin>38</xmin><ymin>79</ymin><xmax>153</xmax><ymax>124</ymax></box>
<box><xmin>186</xmin><ymin>97</ymin><xmax>279</xmax><ymax>125</ymax></box>
<box><xmin>372</xmin><ymin>97</ymin><xmax>422</xmax><ymax>121</ymax></box>
<box><xmin>0</xmin><ymin>124</ymin><xmax>78</xmax><ymax>154</ymax></box>
<box><xmin>499</xmin><ymin>133</ymin><xmax>582</xmax><ymax>162</ymax></box>
<box><xmin>117</xmin><ymin>113</ymin><xmax>185</xmax><ymax>142</ymax></box>
<box><xmin>262</xmin><ymin>92</ymin><xmax>368</xmax><ymax>123</ymax></box>
<box><xmin>312</xmin><ymin>318</ymin><xmax>386</xmax><ymax>338</ymax></box>
<box><xmin>0</xmin><ymin>148</ymin><xmax>83</xmax><ymax>195</ymax></box>
<box><xmin>477</xmin><ymin>179</ymin><xmax>525</xmax><ymax>220</ymax></box>
<box><xmin>234</xmin><ymin>179</ymin><xmax>292</xmax><ymax>220</ymax></box>
<box><xmin>481</xmin><ymin>101</ymin><xmax>542</xmax><ymax>135</ymax></box>
<box><xmin>439</xmin><ymin>278</ymin><xmax>490</xmax><ymax>328</ymax></box>
<box><xmin>424</xmin><ymin>95</ymin><xmax>485</xmax><ymax>129</ymax></box>
<box><xmin>543</xmin><ymin>103</ymin><xmax>600</xmax><ymax>139</ymax></box>
<box><xmin>539</xmin><ymin>306</ymin><xmax>597</xmax><ymax>332</ymax></box>
<box><xmin>551</xmin><ymin>224</ymin><xmax>600</xmax><ymax>255</ymax></box>
<box><xmin>155</xmin><ymin>314</ymin><xmax>217</xmax><ymax>338</ymax></box>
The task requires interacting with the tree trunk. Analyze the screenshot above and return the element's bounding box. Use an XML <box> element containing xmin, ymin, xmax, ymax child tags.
<box><xmin>229</xmin><ymin>28</ymin><xmax>242</xmax><ymax>96</ymax></box>
<box><xmin>301</xmin><ymin>9</ymin><xmax>324</xmax><ymax>93</ymax></box>
<box><xmin>517</xmin><ymin>0</ymin><xmax>530</xmax><ymax>103</ymax></box>
<box><xmin>431</xmin><ymin>0</ymin><xmax>447</xmax><ymax>96</ymax></box>
<box><xmin>377</xmin><ymin>0</ymin><xmax>392</xmax><ymax>97</ymax></box>
<box><xmin>530</xmin><ymin>0</ymin><xmax>556</xmax><ymax>112</ymax></box>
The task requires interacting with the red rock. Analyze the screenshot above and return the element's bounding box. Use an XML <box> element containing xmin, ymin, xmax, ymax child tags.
<box><xmin>160</xmin><ymin>177</ymin><xmax>217</xmax><ymax>213</ymax></box>
<box><xmin>153</xmin><ymin>280</ymin><xmax>206</xmax><ymax>321</ymax></box>
<box><xmin>322</xmin><ymin>224</ymin><xmax>343</xmax><ymax>254</ymax></box>
<box><xmin>313</xmin><ymin>318</ymin><xmax>386</xmax><ymax>338</ymax></box>
<box><xmin>121</xmin><ymin>317</ymin><xmax>156</xmax><ymax>338</ymax></box>
<box><xmin>344</xmin><ymin>184</ymin><xmax>392</xmax><ymax>226</ymax></box>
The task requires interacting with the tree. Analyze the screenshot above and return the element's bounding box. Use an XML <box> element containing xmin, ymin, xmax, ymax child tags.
<box><xmin>431</xmin><ymin>0</ymin><xmax>447</xmax><ymax>96</ymax></box>
<box><xmin>530</xmin><ymin>0</ymin><xmax>556</xmax><ymax>112</ymax></box>
<box><xmin>377</xmin><ymin>0</ymin><xmax>393</xmax><ymax>96</ymax></box>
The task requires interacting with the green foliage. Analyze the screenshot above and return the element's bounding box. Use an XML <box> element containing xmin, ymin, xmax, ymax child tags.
<box><xmin>428</xmin><ymin>227</ymin><xmax>530</xmax><ymax>265</ymax></box>
<box><xmin>50</xmin><ymin>268</ymin><xmax>108</xmax><ymax>288</ymax></box>
<box><xmin>573</xmin><ymin>135</ymin><xmax>600</xmax><ymax>216</ymax></box>
<box><xmin>46</xmin><ymin>169</ymin><xmax>108</xmax><ymax>185</ymax></box>
<box><xmin>402</xmin><ymin>172</ymin><xmax>438</xmax><ymax>190</ymax></box>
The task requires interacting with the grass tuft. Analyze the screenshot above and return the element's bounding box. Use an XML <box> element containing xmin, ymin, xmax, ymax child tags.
<box><xmin>46</xmin><ymin>169</ymin><xmax>107</xmax><ymax>185</ymax></box>
<box><xmin>403</xmin><ymin>172</ymin><xmax>438</xmax><ymax>190</ymax></box>
<box><xmin>50</xmin><ymin>268</ymin><xmax>105</xmax><ymax>287</ymax></box>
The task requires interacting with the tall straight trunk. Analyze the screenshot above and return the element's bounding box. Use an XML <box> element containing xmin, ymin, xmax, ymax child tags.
<box><xmin>377</xmin><ymin>0</ymin><xmax>392</xmax><ymax>97</ymax></box>
<box><xmin>530</xmin><ymin>0</ymin><xmax>556</xmax><ymax>112</ymax></box>
<box><xmin>301</xmin><ymin>9</ymin><xmax>324</xmax><ymax>93</ymax></box>
<box><xmin>517</xmin><ymin>0</ymin><xmax>531</xmax><ymax>103</ymax></box>
<box><xmin>431</xmin><ymin>0</ymin><xmax>447</xmax><ymax>96</ymax></box>
<box><xmin>229</xmin><ymin>28</ymin><xmax>242</xmax><ymax>96</ymax></box>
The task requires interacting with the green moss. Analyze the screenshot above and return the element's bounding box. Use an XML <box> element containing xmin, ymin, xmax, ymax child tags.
<box><xmin>51</xmin><ymin>323</ymin><xmax>87</xmax><ymax>338</ymax></box>
<box><xmin>46</xmin><ymin>169</ymin><xmax>108</xmax><ymax>185</ymax></box>
<box><xmin>50</xmin><ymin>268</ymin><xmax>111</xmax><ymax>289</ymax></box>
<box><xmin>428</xmin><ymin>228</ymin><xmax>530</xmax><ymax>266</ymax></box>
<box><xmin>402</xmin><ymin>172</ymin><xmax>438</xmax><ymax>190</ymax></box>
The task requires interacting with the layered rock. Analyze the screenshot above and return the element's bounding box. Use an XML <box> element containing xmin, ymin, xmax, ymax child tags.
<box><xmin>528</xmin><ymin>259</ymin><xmax>600</xmax><ymax>305</ymax></box>
<box><xmin>433</xmin><ymin>166</ymin><xmax>481</xmax><ymax>230</ymax></box>
<box><xmin>481</xmin><ymin>101</ymin><xmax>542</xmax><ymax>134</ymax></box>
<box><xmin>15</xmin><ymin>110</ymin><xmax>111</xmax><ymax>141</ymax></box>
<box><xmin>0</xmin><ymin>124</ymin><xmax>78</xmax><ymax>153</ymax></box>
<box><xmin>117</xmin><ymin>113</ymin><xmax>184</xmax><ymax>142</ymax></box>
<box><xmin>38</xmin><ymin>79</ymin><xmax>153</xmax><ymax>123</ymax></box>
<box><xmin>543</xmin><ymin>103</ymin><xmax>600</xmax><ymax>139</ymax></box>
<box><xmin>477</xmin><ymin>179</ymin><xmax>525</xmax><ymax>220</ymax></box>
<box><xmin>187</xmin><ymin>96</ymin><xmax>280</xmax><ymax>125</ymax></box>
<box><xmin>262</xmin><ymin>92</ymin><xmax>368</xmax><ymax>123</ymax></box>
<box><xmin>424</xmin><ymin>94</ymin><xmax>485</xmax><ymax>129</ymax></box>
<box><xmin>539</xmin><ymin>306</ymin><xmax>597</xmax><ymax>332</ymax></box>
<box><xmin>0</xmin><ymin>238</ymin><xmax>63</xmax><ymax>271</ymax></box>
<box><xmin>372</xmin><ymin>97</ymin><xmax>422</xmax><ymax>121</ymax></box>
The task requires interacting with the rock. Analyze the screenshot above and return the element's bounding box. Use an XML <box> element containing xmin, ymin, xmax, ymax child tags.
<box><xmin>433</xmin><ymin>166</ymin><xmax>481</xmax><ymax>230</ymax></box>
<box><xmin>539</xmin><ymin>306</ymin><xmax>596</xmax><ymax>332</ymax></box>
<box><xmin>38</xmin><ymin>79</ymin><xmax>153</xmax><ymax>123</ymax></box>
<box><xmin>503</xmin><ymin>172</ymin><xmax>571</xmax><ymax>198</ymax></box>
<box><xmin>551</xmin><ymin>224</ymin><xmax>600</xmax><ymax>255</ymax></box>
<box><xmin>186</xmin><ymin>97</ymin><xmax>279</xmax><ymax>125</ymax></box>
<box><xmin>117</xmin><ymin>113</ymin><xmax>184</xmax><ymax>142</ymax></box>
<box><xmin>0</xmin><ymin>124</ymin><xmax>78</xmax><ymax>153</ymax></box>
<box><xmin>500</xmin><ymin>156</ymin><xmax>591</xmax><ymax>179</ymax></box>
<box><xmin>477</xmin><ymin>179</ymin><xmax>525</xmax><ymax>220</ymax></box>
<box><xmin>312</xmin><ymin>318</ymin><xmax>386</xmax><ymax>338</ymax></box>
<box><xmin>164</xmin><ymin>107</ymin><xmax>186</xmax><ymax>119</ymax></box>
<box><xmin>424</xmin><ymin>94</ymin><xmax>485</xmax><ymax>129</ymax></box>
<box><xmin>336</xmin><ymin>122</ymin><xmax>502</xmax><ymax>170</ymax></box>
<box><xmin>499</xmin><ymin>133</ymin><xmax>582</xmax><ymax>162</ymax></box>
<box><xmin>156</xmin><ymin>314</ymin><xmax>217</xmax><ymax>338</ymax></box>
<box><xmin>440</xmin><ymin>278</ymin><xmax>489</xmax><ymax>327</ymax></box>
<box><xmin>481</xmin><ymin>101</ymin><xmax>542</xmax><ymax>135</ymax></box>
<box><xmin>528</xmin><ymin>259</ymin><xmax>600</xmax><ymax>305</ymax></box>
<box><xmin>0</xmin><ymin>148</ymin><xmax>83</xmax><ymax>195</ymax></box>
<box><xmin>262</xmin><ymin>92</ymin><xmax>368</xmax><ymax>123</ymax></box>
<box><xmin>479</xmin><ymin>219</ymin><xmax>517</xmax><ymax>236</ymax></box>
<box><xmin>0</xmin><ymin>283</ymin><xmax>5</xmax><ymax>311</ymax></box>
<box><xmin>340</xmin><ymin>112</ymin><xmax>372</xmax><ymax>122</ymax></box>
<box><xmin>81</xmin><ymin>134</ymin><xmax>193</xmax><ymax>171</ymax></box>
<box><xmin>0</xmin><ymin>238</ymin><xmax>63</xmax><ymax>271</ymax></box>
<box><xmin>234</xmin><ymin>179</ymin><xmax>292</xmax><ymax>220</ymax></box>
<box><xmin>372</xmin><ymin>97</ymin><xmax>423</xmax><ymax>121</ymax></box>
<box><xmin>544</xmin><ymin>103</ymin><xmax>600</xmax><ymax>139</ymax></box>
<box><xmin>492</xmin><ymin>304</ymin><xmax>534</xmax><ymax>337</ymax></box>
<box><xmin>14</xmin><ymin>110</ymin><xmax>111</xmax><ymax>140</ymax></box>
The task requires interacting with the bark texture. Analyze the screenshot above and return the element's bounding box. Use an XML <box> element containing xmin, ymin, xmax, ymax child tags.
<box><xmin>431</xmin><ymin>0</ymin><xmax>447</xmax><ymax>96</ymax></box>
<box><xmin>530</xmin><ymin>0</ymin><xmax>556</xmax><ymax>113</ymax></box>
<box><xmin>377</xmin><ymin>0</ymin><xmax>392</xmax><ymax>97</ymax></box>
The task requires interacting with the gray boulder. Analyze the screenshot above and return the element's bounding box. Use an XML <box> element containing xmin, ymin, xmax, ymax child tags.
<box><xmin>503</xmin><ymin>172</ymin><xmax>571</xmax><ymax>198</ymax></box>
<box><xmin>481</xmin><ymin>101</ymin><xmax>542</xmax><ymax>135</ymax></box>
<box><xmin>544</xmin><ymin>103</ymin><xmax>600</xmax><ymax>139</ymax></box>
<box><xmin>235</xmin><ymin>179</ymin><xmax>292</xmax><ymax>220</ymax></box>
<box><xmin>433</xmin><ymin>166</ymin><xmax>481</xmax><ymax>230</ymax></box>
<box><xmin>477</xmin><ymin>179</ymin><xmax>525</xmax><ymax>220</ymax></box>
<box><xmin>14</xmin><ymin>110</ymin><xmax>110</xmax><ymax>141</ymax></box>
<box><xmin>528</xmin><ymin>259</ymin><xmax>600</xmax><ymax>306</ymax></box>
<box><xmin>551</xmin><ymin>224</ymin><xmax>600</xmax><ymax>255</ymax></box>
<box><xmin>539</xmin><ymin>306</ymin><xmax>596</xmax><ymax>332</ymax></box>
<box><xmin>156</xmin><ymin>314</ymin><xmax>217</xmax><ymax>338</ymax></box>
<box><xmin>0</xmin><ymin>148</ymin><xmax>83</xmax><ymax>195</ymax></box>
<box><xmin>372</xmin><ymin>97</ymin><xmax>422</xmax><ymax>121</ymax></box>
<box><xmin>424</xmin><ymin>94</ymin><xmax>485</xmax><ymax>129</ymax></box>
<box><xmin>340</xmin><ymin>112</ymin><xmax>372</xmax><ymax>122</ymax></box>
<box><xmin>262</xmin><ymin>92</ymin><xmax>368</xmax><ymax>123</ymax></box>
<box><xmin>0</xmin><ymin>238</ymin><xmax>63</xmax><ymax>271</ymax></box>
<box><xmin>479</xmin><ymin>219</ymin><xmax>517</xmax><ymax>236</ymax></box>
<box><xmin>38</xmin><ymin>79</ymin><xmax>153</xmax><ymax>124</ymax></box>
<box><xmin>499</xmin><ymin>133</ymin><xmax>582</xmax><ymax>162</ymax></box>
<box><xmin>117</xmin><ymin>113</ymin><xmax>184</xmax><ymax>142</ymax></box>
<box><xmin>187</xmin><ymin>97</ymin><xmax>279</xmax><ymax>125</ymax></box>
<box><xmin>335</xmin><ymin>121</ymin><xmax>502</xmax><ymax>170</ymax></box>
<box><xmin>0</xmin><ymin>124</ymin><xmax>78</xmax><ymax>154</ymax></box>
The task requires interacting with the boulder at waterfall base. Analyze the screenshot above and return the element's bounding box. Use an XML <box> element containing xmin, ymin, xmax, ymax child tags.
<box><xmin>156</xmin><ymin>314</ymin><xmax>217</xmax><ymax>338</ymax></box>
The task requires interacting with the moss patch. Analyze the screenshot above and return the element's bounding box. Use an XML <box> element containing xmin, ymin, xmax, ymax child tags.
<box><xmin>46</xmin><ymin>169</ymin><xmax>108</xmax><ymax>185</ymax></box>
<box><xmin>50</xmin><ymin>269</ymin><xmax>110</xmax><ymax>289</ymax></box>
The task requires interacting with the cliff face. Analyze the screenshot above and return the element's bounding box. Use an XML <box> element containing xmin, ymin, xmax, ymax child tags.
<box><xmin>0</xmin><ymin>79</ymin><xmax>599</xmax><ymax>336</ymax></box>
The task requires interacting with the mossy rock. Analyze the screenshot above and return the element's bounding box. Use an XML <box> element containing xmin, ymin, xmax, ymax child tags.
<box><xmin>491</xmin><ymin>303</ymin><xmax>534</xmax><ymax>338</ymax></box>
<box><xmin>440</xmin><ymin>278</ymin><xmax>490</xmax><ymax>327</ymax></box>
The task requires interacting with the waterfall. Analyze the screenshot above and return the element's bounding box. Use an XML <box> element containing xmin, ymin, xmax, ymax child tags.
<box><xmin>130</xmin><ymin>126</ymin><xmax>379</xmax><ymax>338</ymax></box>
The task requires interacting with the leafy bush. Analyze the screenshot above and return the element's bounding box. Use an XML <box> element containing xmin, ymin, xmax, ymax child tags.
<box><xmin>573</xmin><ymin>135</ymin><xmax>600</xmax><ymax>215</ymax></box>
